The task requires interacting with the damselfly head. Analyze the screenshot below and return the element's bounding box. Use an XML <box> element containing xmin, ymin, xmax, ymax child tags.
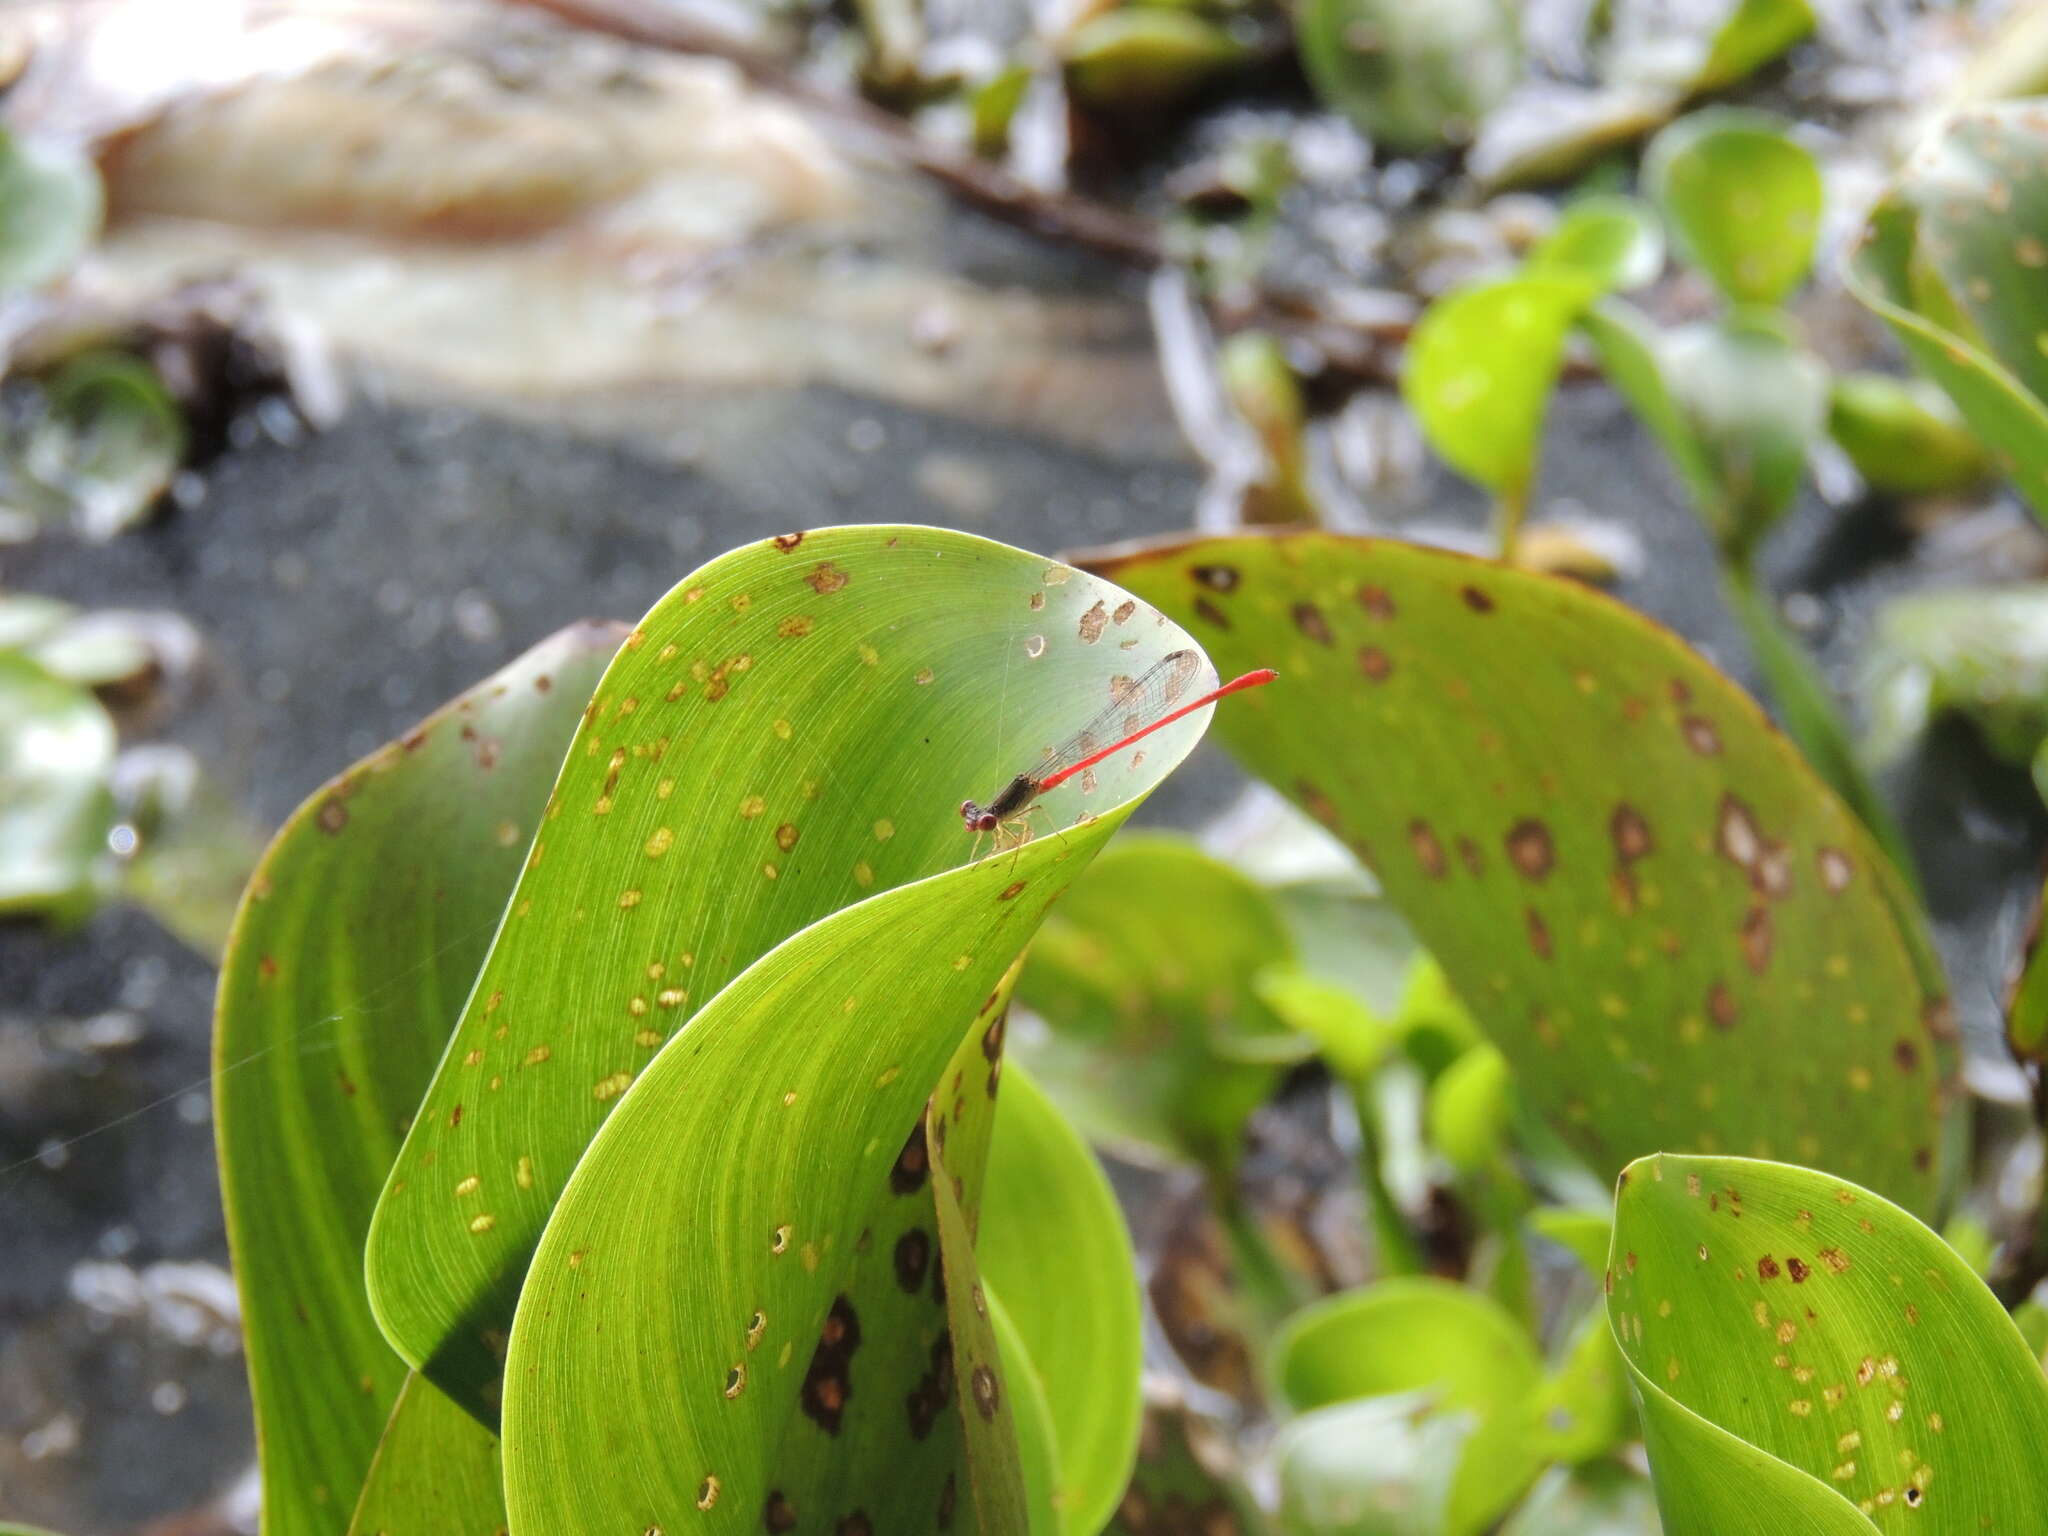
<box><xmin>960</xmin><ymin>800</ymin><xmax>999</xmax><ymax>834</ymax></box>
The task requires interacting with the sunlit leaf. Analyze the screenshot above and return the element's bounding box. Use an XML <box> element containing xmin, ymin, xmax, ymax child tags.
<box><xmin>1606</xmin><ymin>0</ymin><xmax>1814</xmax><ymax>98</ymax></box>
<box><xmin>1528</xmin><ymin>195</ymin><xmax>1665</xmax><ymax>291</ymax></box>
<box><xmin>1690</xmin><ymin>0</ymin><xmax>1815</xmax><ymax>93</ymax></box>
<box><xmin>1402</xmin><ymin>273</ymin><xmax>1604</xmax><ymax>503</ymax></box>
<box><xmin>0</xmin><ymin>652</ymin><xmax>114</xmax><ymax>919</ymax></box>
<box><xmin>1013</xmin><ymin>832</ymin><xmax>1305</xmax><ymax>1175</ymax></box>
<box><xmin>1297</xmin><ymin>0</ymin><xmax>1520</xmax><ymax>151</ymax></box>
<box><xmin>1272</xmin><ymin>1279</ymin><xmax>1546</xmax><ymax>1533</ymax></box>
<box><xmin>345</xmin><ymin>1374</ymin><xmax>505</xmax><ymax>1536</ymax></box>
<box><xmin>0</xmin><ymin>129</ymin><xmax>103</xmax><ymax>290</ymax></box>
<box><xmin>1863</xmin><ymin>585</ymin><xmax>2048</xmax><ymax>770</ymax></box>
<box><xmin>1827</xmin><ymin>372</ymin><xmax>1993</xmax><ymax>496</ymax></box>
<box><xmin>1645</xmin><ymin>109</ymin><xmax>1820</xmax><ymax>307</ymax></box>
<box><xmin>1608</xmin><ymin>1152</ymin><xmax>2048</xmax><ymax>1530</ymax></box>
<box><xmin>1083</xmin><ymin>532</ymin><xmax>1954</xmax><ymax>1210</ymax></box>
<box><xmin>215</xmin><ymin>622</ymin><xmax>618</xmax><ymax>1536</ymax></box>
<box><xmin>979</xmin><ymin>1063</ymin><xmax>1143</xmax><ymax>1536</ymax></box>
<box><xmin>1846</xmin><ymin>103</ymin><xmax>2048</xmax><ymax>520</ymax></box>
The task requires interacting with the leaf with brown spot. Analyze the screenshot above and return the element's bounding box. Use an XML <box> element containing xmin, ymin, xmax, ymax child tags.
<box><xmin>1080</xmin><ymin>531</ymin><xmax>1951</xmax><ymax>1211</ymax></box>
<box><xmin>215</xmin><ymin>622</ymin><xmax>617</xmax><ymax>1536</ymax></box>
<box><xmin>458</xmin><ymin>531</ymin><xmax>1215</xmax><ymax>1534</ymax></box>
<box><xmin>1609</xmin><ymin>1153</ymin><xmax>2048</xmax><ymax>1532</ymax></box>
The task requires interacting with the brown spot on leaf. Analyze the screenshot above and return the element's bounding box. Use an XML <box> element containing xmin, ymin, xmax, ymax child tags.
<box><xmin>906</xmin><ymin>1332</ymin><xmax>954</xmax><ymax>1440</ymax></box>
<box><xmin>998</xmin><ymin>880</ymin><xmax>1027</xmax><ymax>901</ymax></box>
<box><xmin>1291</xmin><ymin>603</ymin><xmax>1333</xmax><ymax>644</ymax></box>
<box><xmin>1505</xmin><ymin>819</ymin><xmax>1555</xmax><ymax>881</ymax></box>
<box><xmin>1708</xmin><ymin>980</ymin><xmax>1738</xmax><ymax>1032</ymax></box>
<box><xmin>764</xmin><ymin>1492</ymin><xmax>797</xmax><ymax>1534</ymax></box>
<box><xmin>1357</xmin><ymin>645</ymin><xmax>1392</xmax><ymax>681</ymax></box>
<box><xmin>800</xmin><ymin>1295</ymin><xmax>861</xmax><ymax>1434</ymax></box>
<box><xmin>1461</xmin><ymin>585</ymin><xmax>1494</xmax><ymax>613</ymax></box>
<box><xmin>1893</xmin><ymin>1039</ymin><xmax>1920</xmax><ymax>1072</ymax></box>
<box><xmin>1078</xmin><ymin>602</ymin><xmax>1108</xmax><ymax>644</ymax></box>
<box><xmin>1191</xmin><ymin>565</ymin><xmax>1240</xmax><ymax>593</ymax></box>
<box><xmin>1740</xmin><ymin>906</ymin><xmax>1774</xmax><ymax>975</ymax></box>
<box><xmin>1786</xmin><ymin>1256</ymin><xmax>1811</xmax><ymax>1283</ymax></box>
<box><xmin>1816</xmin><ymin>846</ymin><xmax>1853</xmax><ymax>893</ymax></box>
<box><xmin>1682</xmin><ymin>715</ymin><xmax>1722</xmax><ymax>756</ymax></box>
<box><xmin>1358</xmin><ymin>584</ymin><xmax>1396</xmax><ymax>619</ymax></box>
<box><xmin>1192</xmin><ymin>598</ymin><xmax>1230</xmax><ymax>629</ymax></box>
<box><xmin>1716</xmin><ymin>794</ymin><xmax>1762</xmax><ymax>871</ymax></box>
<box><xmin>894</xmin><ymin>1229</ymin><xmax>932</xmax><ymax>1292</ymax></box>
<box><xmin>1609</xmin><ymin>868</ymin><xmax>1639</xmax><ymax>917</ymax></box>
<box><xmin>1758</xmin><ymin>1254</ymin><xmax>1782</xmax><ymax>1279</ymax></box>
<box><xmin>1113</xmin><ymin>599</ymin><xmax>1137</xmax><ymax>624</ymax></box>
<box><xmin>317</xmin><ymin>797</ymin><xmax>349</xmax><ymax>834</ymax></box>
<box><xmin>836</xmin><ymin>1516</ymin><xmax>873</xmax><ymax>1536</ymax></box>
<box><xmin>970</xmin><ymin>1364</ymin><xmax>1000</xmax><ymax>1420</ymax></box>
<box><xmin>1924</xmin><ymin>998</ymin><xmax>1958</xmax><ymax>1041</ymax></box>
<box><xmin>1526</xmin><ymin>908</ymin><xmax>1552</xmax><ymax>959</ymax></box>
<box><xmin>806</xmin><ymin>562</ymin><xmax>849</xmax><ymax>594</ymax></box>
<box><xmin>1297</xmin><ymin>780</ymin><xmax>1341</xmax><ymax>831</ymax></box>
<box><xmin>982</xmin><ymin>1011</ymin><xmax>1006</xmax><ymax>1062</ymax></box>
<box><xmin>890</xmin><ymin>1117</ymin><xmax>930</xmax><ymax>1195</ymax></box>
<box><xmin>1611</xmin><ymin>804</ymin><xmax>1652</xmax><ymax>863</ymax></box>
<box><xmin>1456</xmin><ymin>837</ymin><xmax>1484</xmax><ymax>876</ymax></box>
<box><xmin>773</xmin><ymin>530</ymin><xmax>806</xmax><ymax>552</ymax></box>
<box><xmin>1409</xmin><ymin>820</ymin><xmax>1448</xmax><ymax>879</ymax></box>
<box><xmin>937</xmin><ymin>1474</ymin><xmax>957</xmax><ymax>1529</ymax></box>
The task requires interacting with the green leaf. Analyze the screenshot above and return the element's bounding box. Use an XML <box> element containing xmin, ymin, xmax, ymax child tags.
<box><xmin>0</xmin><ymin>129</ymin><xmax>103</xmax><ymax>290</ymax></box>
<box><xmin>215</xmin><ymin>622</ymin><xmax>617</xmax><ymax>1536</ymax></box>
<box><xmin>1296</xmin><ymin>0</ymin><xmax>1520</xmax><ymax>151</ymax></box>
<box><xmin>1579</xmin><ymin>298</ymin><xmax>1724</xmax><ymax>519</ymax></box>
<box><xmin>1255</xmin><ymin>965</ymin><xmax>1392</xmax><ymax>1082</ymax></box>
<box><xmin>1082</xmin><ymin>532</ymin><xmax>1954</xmax><ymax>1210</ymax></box>
<box><xmin>1275</xmin><ymin>1394</ymin><xmax>1467</xmax><ymax>1536</ymax></box>
<box><xmin>1426</xmin><ymin>1043</ymin><xmax>1513</xmax><ymax>1173</ymax></box>
<box><xmin>979</xmin><ymin>1063</ymin><xmax>1142</xmax><ymax>1536</ymax></box>
<box><xmin>1499</xmin><ymin>1461</ymin><xmax>1661</xmax><ymax>1536</ymax></box>
<box><xmin>1529</xmin><ymin>1207</ymin><xmax>1614</xmax><ymax>1279</ymax></box>
<box><xmin>1863</xmin><ymin>585</ymin><xmax>2048</xmax><ymax>770</ymax></box>
<box><xmin>1272</xmin><ymin>1279</ymin><xmax>1547</xmax><ymax>1533</ymax></box>
<box><xmin>1827</xmin><ymin>372</ymin><xmax>1992</xmax><ymax>496</ymax></box>
<box><xmin>1402</xmin><ymin>273</ymin><xmax>1605</xmax><ymax>501</ymax></box>
<box><xmin>345</xmin><ymin>1374</ymin><xmax>505</xmax><ymax>1536</ymax></box>
<box><xmin>1609</xmin><ymin>1152</ymin><xmax>2048</xmax><ymax>1529</ymax></box>
<box><xmin>1846</xmin><ymin>104</ymin><xmax>2048</xmax><ymax>519</ymax></box>
<box><xmin>1691</xmin><ymin>0</ymin><xmax>1815</xmax><ymax>94</ymax></box>
<box><xmin>1654</xmin><ymin>313</ymin><xmax>1829</xmax><ymax>560</ymax></box>
<box><xmin>1645</xmin><ymin>109</ymin><xmax>1821</xmax><ymax>306</ymax></box>
<box><xmin>2006</xmin><ymin>868</ymin><xmax>2048</xmax><ymax>1063</ymax></box>
<box><xmin>1013</xmin><ymin>831</ymin><xmax>1304</xmax><ymax>1174</ymax></box>
<box><xmin>1528</xmin><ymin>194</ymin><xmax>1666</xmax><ymax>291</ymax></box>
<box><xmin>1063</xmin><ymin>11</ymin><xmax>1247</xmax><ymax>108</ymax></box>
<box><xmin>28</xmin><ymin>352</ymin><xmax>186</xmax><ymax>542</ymax></box>
<box><xmin>0</xmin><ymin>653</ymin><xmax>114</xmax><ymax>919</ymax></box>
<box><xmin>1532</xmin><ymin>1302</ymin><xmax>1634</xmax><ymax>1464</ymax></box>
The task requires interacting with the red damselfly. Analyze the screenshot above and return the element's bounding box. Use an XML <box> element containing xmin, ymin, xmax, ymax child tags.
<box><xmin>961</xmin><ymin>649</ymin><xmax>1278</xmax><ymax>859</ymax></box>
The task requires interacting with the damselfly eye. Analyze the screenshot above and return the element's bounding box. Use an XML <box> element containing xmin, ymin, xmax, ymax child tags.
<box><xmin>960</xmin><ymin>800</ymin><xmax>976</xmax><ymax>819</ymax></box>
<box><xmin>975</xmin><ymin>812</ymin><xmax>998</xmax><ymax>832</ymax></box>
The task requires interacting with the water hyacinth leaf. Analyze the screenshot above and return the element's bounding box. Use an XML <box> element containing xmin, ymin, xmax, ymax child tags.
<box><xmin>0</xmin><ymin>129</ymin><xmax>103</xmax><ymax>290</ymax></box>
<box><xmin>1846</xmin><ymin>105</ymin><xmax>2048</xmax><ymax>518</ymax></box>
<box><xmin>2007</xmin><ymin>874</ymin><xmax>2048</xmax><ymax>1063</ymax></box>
<box><xmin>27</xmin><ymin>351</ymin><xmax>186</xmax><ymax>542</ymax></box>
<box><xmin>1297</xmin><ymin>0</ymin><xmax>1520</xmax><ymax>151</ymax></box>
<box><xmin>1632</xmin><ymin>1386</ymin><xmax>1873</xmax><ymax>1534</ymax></box>
<box><xmin>1863</xmin><ymin>585</ymin><xmax>2048</xmax><ymax>770</ymax></box>
<box><xmin>345</xmin><ymin>1374</ymin><xmax>505</xmax><ymax>1536</ymax></box>
<box><xmin>1402</xmin><ymin>273</ymin><xmax>1604</xmax><ymax>500</ymax></box>
<box><xmin>1470</xmin><ymin>82</ymin><xmax>1678</xmax><ymax>192</ymax></box>
<box><xmin>1274</xmin><ymin>1395</ymin><xmax>1473</xmax><ymax>1536</ymax></box>
<box><xmin>1528</xmin><ymin>194</ymin><xmax>1666</xmax><ymax>291</ymax></box>
<box><xmin>986</xmin><ymin>1288</ymin><xmax>1062</xmax><ymax>1535</ymax></box>
<box><xmin>1425</xmin><ymin>1043</ymin><xmax>1513</xmax><ymax>1174</ymax></box>
<box><xmin>1272</xmin><ymin>1279</ymin><xmax>1546</xmax><ymax>1533</ymax></box>
<box><xmin>359</xmin><ymin>526</ymin><xmax>1214</xmax><ymax>1388</ymax></box>
<box><xmin>1063</xmin><ymin>11</ymin><xmax>1247</xmax><ymax>109</ymax></box>
<box><xmin>1645</xmin><ymin>110</ymin><xmax>1820</xmax><ymax>307</ymax></box>
<box><xmin>1531</xmin><ymin>1303</ymin><xmax>1633</xmax><ymax>1464</ymax></box>
<box><xmin>1499</xmin><ymin>1461</ymin><xmax>1661</xmax><ymax>1536</ymax></box>
<box><xmin>0</xmin><ymin>653</ymin><xmax>114</xmax><ymax>919</ymax></box>
<box><xmin>1690</xmin><ymin>0</ymin><xmax>1815</xmax><ymax>94</ymax></box>
<box><xmin>1529</xmin><ymin>1207</ymin><xmax>1613</xmax><ymax>1279</ymax></box>
<box><xmin>1826</xmin><ymin>373</ymin><xmax>1992</xmax><ymax>496</ymax></box>
<box><xmin>1255</xmin><ymin>965</ymin><xmax>1391</xmax><ymax>1082</ymax></box>
<box><xmin>1579</xmin><ymin>299</ymin><xmax>1722</xmax><ymax>520</ymax></box>
<box><xmin>1653</xmin><ymin>314</ymin><xmax>1829</xmax><ymax>560</ymax></box>
<box><xmin>1608</xmin><ymin>1153</ymin><xmax>2048</xmax><ymax>1528</ymax></box>
<box><xmin>1082</xmin><ymin>532</ymin><xmax>1952</xmax><ymax>1209</ymax></box>
<box><xmin>979</xmin><ymin>1062</ymin><xmax>1142</xmax><ymax>1536</ymax></box>
<box><xmin>1012</xmin><ymin>832</ymin><xmax>1305</xmax><ymax>1175</ymax></box>
<box><xmin>499</xmin><ymin>803</ymin><xmax>1180</xmax><ymax>1531</ymax></box>
<box><xmin>215</xmin><ymin>622</ymin><xmax>618</xmax><ymax>1536</ymax></box>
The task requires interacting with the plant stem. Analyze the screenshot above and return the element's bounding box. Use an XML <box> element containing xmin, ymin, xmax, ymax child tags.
<box><xmin>1495</xmin><ymin>484</ymin><xmax>1528</xmax><ymax>563</ymax></box>
<box><xmin>1349</xmin><ymin>1075</ymin><xmax>1426</xmax><ymax>1276</ymax></box>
